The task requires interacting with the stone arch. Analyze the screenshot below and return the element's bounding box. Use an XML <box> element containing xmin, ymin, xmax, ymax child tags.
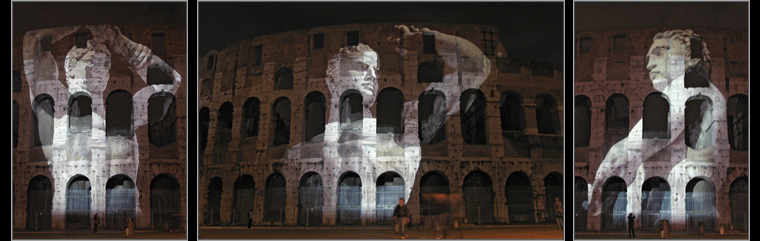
<box><xmin>32</xmin><ymin>94</ymin><xmax>55</xmax><ymax>146</ymax></box>
<box><xmin>376</xmin><ymin>88</ymin><xmax>404</xmax><ymax>135</ymax></box>
<box><xmin>106</xmin><ymin>90</ymin><xmax>133</xmax><ymax>137</ymax></box>
<box><xmin>271</xmin><ymin>97</ymin><xmax>291</xmax><ymax>147</ymax></box>
<box><xmin>199</xmin><ymin>107</ymin><xmax>210</xmax><ymax>155</ymax></box>
<box><xmin>304</xmin><ymin>92</ymin><xmax>326</xmax><ymax>142</ymax></box>
<box><xmin>418</xmin><ymin>90</ymin><xmax>447</xmax><ymax>144</ymax></box>
<box><xmin>460</xmin><ymin>89</ymin><xmax>487</xmax><ymax>145</ymax></box>
<box><xmin>149</xmin><ymin>174</ymin><xmax>181</xmax><ymax>229</ymax></box>
<box><xmin>147</xmin><ymin>93</ymin><xmax>177</xmax><ymax>147</ymax></box>
<box><xmin>685</xmin><ymin>177</ymin><xmax>716</xmax><ymax>230</ymax></box>
<box><xmin>27</xmin><ymin>175</ymin><xmax>53</xmax><ymax>229</ymax></box>
<box><xmin>375</xmin><ymin>171</ymin><xmax>405</xmax><ymax>225</ymax></box>
<box><xmin>337</xmin><ymin>171</ymin><xmax>362</xmax><ymax>225</ymax></box>
<box><xmin>463</xmin><ymin>170</ymin><xmax>494</xmax><ymax>223</ymax></box>
<box><xmin>684</xmin><ymin>96</ymin><xmax>713</xmax><ymax>150</ymax></box>
<box><xmin>601</xmin><ymin>176</ymin><xmax>627</xmax><ymax>230</ymax></box>
<box><xmin>726</xmin><ymin>94</ymin><xmax>748</xmax><ymax>151</ymax></box>
<box><xmin>274</xmin><ymin>68</ymin><xmax>294</xmax><ymax>90</ymax></box>
<box><xmin>419</xmin><ymin>171</ymin><xmax>451</xmax><ymax>216</ymax></box>
<box><xmin>500</xmin><ymin>91</ymin><xmax>526</xmax><ymax>131</ymax></box>
<box><xmin>298</xmin><ymin>172</ymin><xmax>323</xmax><ymax>225</ymax></box>
<box><xmin>105</xmin><ymin>174</ymin><xmax>136</xmax><ymax>228</ymax></box>
<box><xmin>643</xmin><ymin>92</ymin><xmax>669</xmax><ymax>139</ymax></box>
<box><xmin>505</xmin><ymin>171</ymin><xmax>534</xmax><ymax>223</ymax></box>
<box><xmin>232</xmin><ymin>175</ymin><xmax>255</xmax><ymax>225</ymax></box>
<box><xmin>147</xmin><ymin>62</ymin><xmax>174</xmax><ymax>85</ymax></box>
<box><xmin>536</xmin><ymin>93</ymin><xmax>561</xmax><ymax>135</ymax></box>
<box><xmin>205</xmin><ymin>177</ymin><xmax>223</xmax><ymax>225</ymax></box>
<box><xmin>242</xmin><ymin>98</ymin><xmax>261</xmax><ymax>138</ymax></box>
<box><xmin>640</xmin><ymin>177</ymin><xmax>671</xmax><ymax>230</ymax></box>
<box><xmin>65</xmin><ymin>175</ymin><xmax>92</xmax><ymax>229</ymax></box>
<box><xmin>417</xmin><ymin>61</ymin><xmax>444</xmax><ymax>83</ymax></box>
<box><xmin>68</xmin><ymin>93</ymin><xmax>92</xmax><ymax>134</ymax></box>
<box><xmin>544</xmin><ymin>172</ymin><xmax>563</xmax><ymax>223</ymax></box>
<box><xmin>215</xmin><ymin>102</ymin><xmax>234</xmax><ymax>146</ymax></box>
<box><xmin>13</xmin><ymin>100</ymin><xmax>19</xmax><ymax>148</ymax></box>
<box><xmin>729</xmin><ymin>176</ymin><xmax>748</xmax><ymax>231</ymax></box>
<box><xmin>263</xmin><ymin>173</ymin><xmax>287</xmax><ymax>223</ymax></box>
<box><xmin>574</xmin><ymin>176</ymin><xmax>588</xmax><ymax>231</ymax></box>
<box><xmin>605</xmin><ymin>94</ymin><xmax>629</xmax><ymax>140</ymax></box>
<box><xmin>575</xmin><ymin>95</ymin><xmax>591</xmax><ymax>147</ymax></box>
<box><xmin>339</xmin><ymin>90</ymin><xmax>363</xmax><ymax>128</ymax></box>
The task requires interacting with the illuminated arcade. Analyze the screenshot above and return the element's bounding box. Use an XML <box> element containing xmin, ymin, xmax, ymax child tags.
<box><xmin>574</xmin><ymin>28</ymin><xmax>748</xmax><ymax>232</ymax></box>
<box><xmin>198</xmin><ymin>23</ymin><xmax>564</xmax><ymax>227</ymax></box>
<box><xmin>12</xmin><ymin>24</ymin><xmax>187</xmax><ymax>231</ymax></box>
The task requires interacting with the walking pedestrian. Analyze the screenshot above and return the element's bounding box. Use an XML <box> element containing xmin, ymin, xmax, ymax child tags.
<box><xmin>392</xmin><ymin>198</ymin><xmax>410</xmax><ymax>239</ymax></box>
<box><xmin>628</xmin><ymin>213</ymin><xmax>636</xmax><ymax>238</ymax></box>
<box><xmin>92</xmin><ymin>214</ymin><xmax>100</xmax><ymax>233</ymax></box>
<box><xmin>125</xmin><ymin>215</ymin><xmax>135</xmax><ymax>238</ymax></box>
<box><xmin>553</xmin><ymin>197</ymin><xmax>563</xmax><ymax>230</ymax></box>
<box><xmin>248</xmin><ymin>209</ymin><xmax>253</xmax><ymax>230</ymax></box>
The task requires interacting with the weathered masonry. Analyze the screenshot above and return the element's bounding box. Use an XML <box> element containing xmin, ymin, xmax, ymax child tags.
<box><xmin>12</xmin><ymin>24</ymin><xmax>187</xmax><ymax>230</ymax></box>
<box><xmin>198</xmin><ymin>23</ymin><xmax>563</xmax><ymax>226</ymax></box>
<box><xmin>574</xmin><ymin>27</ymin><xmax>748</xmax><ymax>232</ymax></box>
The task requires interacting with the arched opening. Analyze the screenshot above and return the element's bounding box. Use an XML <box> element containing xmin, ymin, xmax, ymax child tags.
<box><xmin>232</xmin><ymin>175</ymin><xmax>255</xmax><ymax>225</ymax></box>
<box><xmin>199</xmin><ymin>107</ymin><xmax>210</xmax><ymax>156</ymax></box>
<box><xmin>275</xmin><ymin>68</ymin><xmax>294</xmax><ymax>90</ymax></box>
<box><xmin>684</xmin><ymin>97</ymin><xmax>713</xmax><ymax>150</ymax></box>
<box><xmin>106</xmin><ymin>90</ymin><xmax>133</xmax><ymax>137</ymax></box>
<box><xmin>605</xmin><ymin>94</ymin><xmax>629</xmax><ymax>143</ymax></box>
<box><xmin>376</xmin><ymin>88</ymin><xmax>404</xmax><ymax>135</ymax></box>
<box><xmin>337</xmin><ymin>172</ymin><xmax>362</xmax><ymax>225</ymax></box>
<box><xmin>641</xmin><ymin>177</ymin><xmax>671</xmax><ymax>230</ymax></box>
<box><xmin>601</xmin><ymin>177</ymin><xmax>627</xmax><ymax>230</ymax></box>
<box><xmin>643</xmin><ymin>93</ymin><xmax>669</xmax><ymax>139</ymax></box>
<box><xmin>418</xmin><ymin>91</ymin><xmax>447</xmax><ymax>144</ymax></box>
<box><xmin>376</xmin><ymin>172</ymin><xmax>405</xmax><ymax>225</ymax></box>
<box><xmin>729</xmin><ymin>177</ymin><xmax>748</xmax><ymax>231</ymax></box>
<box><xmin>536</xmin><ymin>94</ymin><xmax>560</xmax><ymax>135</ymax></box>
<box><xmin>417</xmin><ymin>61</ymin><xmax>444</xmax><ymax>83</ymax></box>
<box><xmin>500</xmin><ymin>91</ymin><xmax>525</xmax><ymax>131</ymax></box>
<box><xmin>13</xmin><ymin>100</ymin><xmax>19</xmax><ymax>148</ymax></box>
<box><xmin>205</xmin><ymin>177</ymin><xmax>223</xmax><ymax>225</ymax></box>
<box><xmin>340</xmin><ymin>91</ymin><xmax>363</xmax><ymax>130</ymax></box>
<box><xmin>33</xmin><ymin>95</ymin><xmax>55</xmax><ymax>146</ymax></box>
<box><xmin>419</xmin><ymin>171</ymin><xmax>451</xmax><ymax>216</ymax></box>
<box><xmin>66</xmin><ymin>176</ymin><xmax>91</xmax><ymax>229</ymax></box>
<box><xmin>69</xmin><ymin>94</ymin><xmax>92</xmax><ymax>134</ymax></box>
<box><xmin>27</xmin><ymin>176</ymin><xmax>52</xmax><ymax>229</ymax></box>
<box><xmin>272</xmin><ymin>98</ymin><xmax>291</xmax><ymax>147</ymax></box>
<box><xmin>575</xmin><ymin>95</ymin><xmax>591</xmax><ymax>147</ymax></box>
<box><xmin>147</xmin><ymin>63</ymin><xmax>174</xmax><ymax>85</ymax></box>
<box><xmin>304</xmin><ymin>92</ymin><xmax>326</xmax><ymax>142</ymax></box>
<box><xmin>150</xmin><ymin>174</ymin><xmax>181</xmax><ymax>229</ymax></box>
<box><xmin>263</xmin><ymin>173</ymin><xmax>287</xmax><ymax>223</ymax></box>
<box><xmin>505</xmin><ymin>172</ymin><xmax>534</xmax><ymax>223</ymax></box>
<box><xmin>460</xmin><ymin>89</ymin><xmax>487</xmax><ymax>145</ymax></box>
<box><xmin>242</xmin><ymin>98</ymin><xmax>261</xmax><ymax>138</ymax></box>
<box><xmin>574</xmin><ymin>177</ymin><xmax>588</xmax><ymax>231</ymax></box>
<box><xmin>685</xmin><ymin>178</ymin><xmax>716</xmax><ymax>231</ymax></box>
<box><xmin>215</xmin><ymin>102</ymin><xmax>234</xmax><ymax>145</ymax></box>
<box><xmin>148</xmin><ymin>94</ymin><xmax>177</xmax><ymax>147</ymax></box>
<box><xmin>463</xmin><ymin>171</ymin><xmax>494</xmax><ymax>224</ymax></box>
<box><xmin>727</xmin><ymin>95</ymin><xmax>748</xmax><ymax>151</ymax></box>
<box><xmin>105</xmin><ymin>175</ymin><xmax>136</xmax><ymax>229</ymax></box>
<box><xmin>544</xmin><ymin>172</ymin><xmax>563</xmax><ymax>223</ymax></box>
<box><xmin>298</xmin><ymin>172</ymin><xmax>323</xmax><ymax>225</ymax></box>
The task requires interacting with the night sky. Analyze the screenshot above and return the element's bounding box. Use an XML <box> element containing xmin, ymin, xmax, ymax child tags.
<box><xmin>198</xmin><ymin>2</ymin><xmax>565</xmax><ymax>65</ymax></box>
<box><xmin>574</xmin><ymin>2</ymin><xmax>748</xmax><ymax>31</ymax></box>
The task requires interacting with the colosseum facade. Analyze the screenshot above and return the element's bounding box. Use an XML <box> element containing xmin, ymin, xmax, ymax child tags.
<box><xmin>574</xmin><ymin>27</ymin><xmax>748</xmax><ymax>232</ymax></box>
<box><xmin>198</xmin><ymin>23</ymin><xmax>564</xmax><ymax>227</ymax></box>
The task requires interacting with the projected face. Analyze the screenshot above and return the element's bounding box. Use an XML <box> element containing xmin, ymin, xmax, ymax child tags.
<box><xmin>646</xmin><ymin>36</ymin><xmax>691</xmax><ymax>90</ymax></box>
<box><xmin>342</xmin><ymin>51</ymin><xmax>379</xmax><ymax>97</ymax></box>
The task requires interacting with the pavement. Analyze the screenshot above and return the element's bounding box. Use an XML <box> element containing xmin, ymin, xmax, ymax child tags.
<box><xmin>198</xmin><ymin>223</ymin><xmax>565</xmax><ymax>239</ymax></box>
<box><xmin>12</xmin><ymin>228</ymin><xmax>187</xmax><ymax>239</ymax></box>
<box><xmin>574</xmin><ymin>230</ymin><xmax>749</xmax><ymax>240</ymax></box>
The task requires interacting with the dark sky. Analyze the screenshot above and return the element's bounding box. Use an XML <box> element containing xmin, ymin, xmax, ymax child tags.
<box><xmin>574</xmin><ymin>2</ymin><xmax>748</xmax><ymax>31</ymax></box>
<box><xmin>12</xmin><ymin>2</ymin><xmax>186</xmax><ymax>32</ymax></box>
<box><xmin>198</xmin><ymin>2</ymin><xmax>565</xmax><ymax>65</ymax></box>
